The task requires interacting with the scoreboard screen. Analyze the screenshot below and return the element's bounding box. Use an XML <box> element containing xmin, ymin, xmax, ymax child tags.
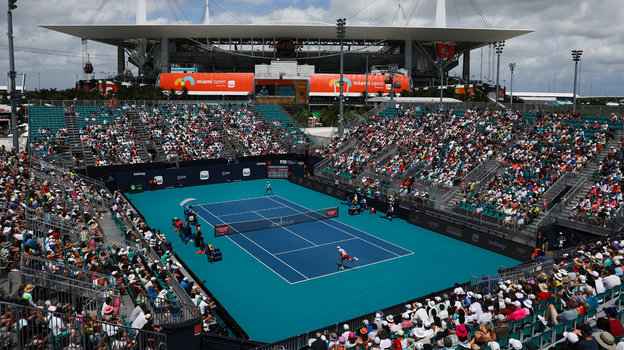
<box><xmin>267</xmin><ymin>165</ymin><xmax>289</xmax><ymax>178</ymax></box>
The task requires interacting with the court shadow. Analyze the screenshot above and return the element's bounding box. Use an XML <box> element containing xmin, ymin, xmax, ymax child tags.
<box><xmin>336</xmin><ymin>263</ymin><xmax>356</xmax><ymax>271</ymax></box>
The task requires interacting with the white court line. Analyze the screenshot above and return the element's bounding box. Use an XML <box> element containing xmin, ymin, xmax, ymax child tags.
<box><xmin>218</xmin><ymin>206</ymin><xmax>286</xmax><ymax>218</ymax></box>
<box><xmin>267</xmin><ymin>196</ymin><xmax>410</xmax><ymax>257</ymax></box>
<box><xmin>253</xmin><ymin>210</ymin><xmax>317</xmax><ymax>246</ymax></box>
<box><xmin>197</xmin><ymin>206</ymin><xmax>308</xmax><ymax>284</ymax></box>
<box><xmin>195</xmin><ymin>196</ymin><xmax>274</xmax><ymax>208</ymax></box>
<box><xmin>290</xmin><ymin>253</ymin><xmax>412</xmax><ymax>285</ymax></box>
<box><xmin>274</xmin><ymin>237</ymin><xmax>358</xmax><ymax>256</ymax></box>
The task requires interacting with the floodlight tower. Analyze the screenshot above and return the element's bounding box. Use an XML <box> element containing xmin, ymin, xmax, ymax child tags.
<box><xmin>337</xmin><ymin>18</ymin><xmax>346</xmax><ymax>137</ymax></box>
<box><xmin>7</xmin><ymin>0</ymin><xmax>19</xmax><ymax>151</ymax></box>
<box><xmin>571</xmin><ymin>50</ymin><xmax>583</xmax><ymax>113</ymax></box>
<box><xmin>494</xmin><ymin>41</ymin><xmax>505</xmax><ymax>107</ymax></box>
<box><xmin>508</xmin><ymin>63</ymin><xmax>515</xmax><ymax>111</ymax></box>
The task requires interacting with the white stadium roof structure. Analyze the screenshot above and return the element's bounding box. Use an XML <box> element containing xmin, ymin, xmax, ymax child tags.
<box><xmin>41</xmin><ymin>23</ymin><xmax>533</xmax><ymax>84</ymax></box>
<box><xmin>41</xmin><ymin>24</ymin><xmax>531</xmax><ymax>44</ymax></box>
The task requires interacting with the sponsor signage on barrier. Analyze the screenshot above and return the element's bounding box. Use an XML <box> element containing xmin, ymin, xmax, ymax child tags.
<box><xmin>326</xmin><ymin>208</ymin><xmax>338</xmax><ymax>217</ymax></box>
<box><xmin>408</xmin><ymin>210</ymin><xmax>532</xmax><ymax>261</ymax></box>
<box><xmin>112</xmin><ymin>160</ymin><xmax>304</xmax><ymax>193</ymax></box>
<box><xmin>289</xmin><ymin>176</ymin><xmax>346</xmax><ymax>201</ymax></box>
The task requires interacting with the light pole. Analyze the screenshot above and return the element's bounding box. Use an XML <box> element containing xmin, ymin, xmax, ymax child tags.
<box><xmin>571</xmin><ymin>50</ymin><xmax>583</xmax><ymax>113</ymax></box>
<box><xmin>508</xmin><ymin>62</ymin><xmax>515</xmax><ymax>111</ymax></box>
<box><xmin>336</xmin><ymin>18</ymin><xmax>346</xmax><ymax>137</ymax></box>
<box><xmin>494</xmin><ymin>41</ymin><xmax>505</xmax><ymax>108</ymax></box>
<box><xmin>7</xmin><ymin>0</ymin><xmax>19</xmax><ymax>151</ymax></box>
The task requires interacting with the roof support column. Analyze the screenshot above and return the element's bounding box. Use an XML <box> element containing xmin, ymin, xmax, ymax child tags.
<box><xmin>117</xmin><ymin>46</ymin><xmax>125</xmax><ymax>75</ymax></box>
<box><xmin>161</xmin><ymin>36</ymin><xmax>169</xmax><ymax>73</ymax></box>
<box><xmin>404</xmin><ymin>39</ymin><xmax>413</xmax><ymax>79</ymax></box>
<box><xmin>462</xmin><ymin>49</ymin><xmax>470</xmax><ymax>83</ymax></box>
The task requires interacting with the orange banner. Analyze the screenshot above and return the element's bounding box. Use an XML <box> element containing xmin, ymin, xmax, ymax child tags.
<box><xmin>309</xmin><ymin>74</ymin><xmax>409</xmax><ymax>94</ymax></box>
<box><xmin>158</xmin><ymin>73</ymin><xmax>254</xmax><ymax>92</ymax></box>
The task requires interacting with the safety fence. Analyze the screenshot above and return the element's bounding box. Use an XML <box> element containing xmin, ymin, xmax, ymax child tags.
<box><xmin>0</xmin><ymin>301</ymin><xmax>167</xmax><ymax>350</ymax></box>
<box><xmin>254</xmin><ymin>281</ymin><xmax>471</xmax><ymax>350</ymax></box>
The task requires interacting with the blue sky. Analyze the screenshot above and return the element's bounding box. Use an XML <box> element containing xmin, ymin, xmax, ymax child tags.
<box><xmin>1</xmin><ymin>0</ymin><xmax>623</xmax><ymax>96</ymax></box>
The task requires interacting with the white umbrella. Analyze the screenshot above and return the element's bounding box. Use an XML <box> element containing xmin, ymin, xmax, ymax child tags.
<box><xmin>179</xmin><ymin>198</ymin><xmax>197</xmax><ymax>207</ymax></box>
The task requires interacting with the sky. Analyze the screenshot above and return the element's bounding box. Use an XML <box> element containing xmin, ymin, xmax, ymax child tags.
<box><xmin>0</xmin><ymin>0</ymin><xmax>623</xmax><ymax>95</ymax></box>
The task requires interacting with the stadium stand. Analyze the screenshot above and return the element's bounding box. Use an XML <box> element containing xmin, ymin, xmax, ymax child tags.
<box><xmin>20</xmin><ymin>102</ymin><xmax>624</xmax><ymax>349</ymax></box>
<box><xmin>269</xmin><ymin>236</ymin><xmax>624</xmax><ymax>350</ymax></box>
<box><xmin>254</xmin><ymin>104</ymin><xmax>312</xmax><ymax>146</ymax></box>
<box><xmin>28</xmin><ymin>106</ymin><xmax>68</xmax><ymax>160</ymax></box>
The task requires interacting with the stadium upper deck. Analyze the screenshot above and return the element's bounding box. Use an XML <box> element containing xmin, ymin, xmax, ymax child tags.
<box><xmin>41</xmin><ymin>23</ymin><xmax>532</xmax><ymax>86</ymax></box>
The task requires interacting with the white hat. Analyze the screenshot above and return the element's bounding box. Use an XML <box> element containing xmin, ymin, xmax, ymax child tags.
<box><xmin>413</xmin><ymin>327</ymin><xmax>426</xmax><ymax>338</ymax></box>
<box><xmin>554</xmin><ymin>273</ymin><xmax>563</xmax><ymax>280</ymax></box>
<box><xmin>579</xmin><ymin>275</ymin><xmax>587</xmax><ymax>282</ymax></box>
<box><xmin>591</xmin><ymin>271</ymin><xmax>600</xmax><ymax>278</ymax></box>
<box><xmin>564</xmin><ymin>331</ymin><xmax>579</xmax><ymax>343</ymax></box>
<box><xmin>467</xmin><ymin>291</ymin><xmax>474</xmax><ymax>297</ymax></box>
<box><xmin>513</xmin><ymin>301</ymin><xmax>521</xmax><ymax>308</ymax></box>
<box><xmin>596</xmin><ymin>253</ymin><xmax>604</xmax><ymax>260</ymax></box>
<box><xmin>488</xmin><ymin>341</ymin><xmax>501</xmax><ymax>350</ymax></box>
<box><xmin>523</xmin><ymin>300</ymin><xmax>533</xmax><ymax>309</ymax></box>
<box><xmin>509</xmin><ymin>338</ymin><xmax>523</xmax><ymax>350</ymax></box>
<box><xmin>343</xmin><ymin>324</ymin><xmax>349</xmax><ymax>330</ymax></box>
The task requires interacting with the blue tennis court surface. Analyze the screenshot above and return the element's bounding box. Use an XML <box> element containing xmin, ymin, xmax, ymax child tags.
<box><xmin>195</xmin><ymin>196</ymin><xmax>412</xmax><ymax>283</ymax></box>
<box><xmin>127</xmin><ymin>179</ymin><xmax>520</xmax><ymax>343</ymax></box>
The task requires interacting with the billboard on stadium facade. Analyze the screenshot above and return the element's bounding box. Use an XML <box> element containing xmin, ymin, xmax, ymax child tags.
<box><xmin>158</xmin><ymin>73</ymin><xmax>254</xmax><ymax>93</ymax></box>
<box><xmin>309</xmin><ymin>74</ymin><xmax>410</xmax><ymax>95</ymax></box>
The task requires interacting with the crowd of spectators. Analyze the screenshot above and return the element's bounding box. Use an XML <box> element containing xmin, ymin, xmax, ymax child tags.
<box><xmin>79</xmin><ymin>110</ymin><xmax>144</xmax><ymax>166</ymax></box>
<box><xmin>457</xmin><ymin>113</ymin><xmax>619</xmax><ymax>230</ymax></box>
<box><xmin>218</xmin><ymin>105</ymin><xmax>287</xmax><ymax>156</ymax></box>
<box><xmin>137</xmin><ymin>104</ymin><xmax>228</xmax><ymax>161</ymax></box>
<box><xmin>571</xmin><ymin>139</ymin><xmax>624</xmax><ymax>227</ymax></box>
<box><xmin>0</xmin><ymin>150</ymin><xmax>224</xmax><ymax>347</ymax></box>
<box><xmin>30</xmin><ymin>127</ymin><xmax>68</xmax><ymax>158</ymax></box>
<box><xmin>307</xmin><ymin>237</ymin><xmax>624</xmax><ymax>350</ymax></box>
<box><xmin>313</xmin><ymin>108</ymin><xmax>524</xmax><ymax>188</ymax></box>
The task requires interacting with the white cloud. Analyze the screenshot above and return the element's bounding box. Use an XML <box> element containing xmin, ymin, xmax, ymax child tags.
<box><xmin>1</xmin><ymin>0</ymin><xmax>623</xmax><ymax>95</ymax></box>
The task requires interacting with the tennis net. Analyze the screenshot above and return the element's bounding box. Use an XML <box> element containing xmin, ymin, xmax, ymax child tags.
<box><xmin>214</xmin><ymin>207</ymin><xmax>339</xmax><ymax>237</ymax></box>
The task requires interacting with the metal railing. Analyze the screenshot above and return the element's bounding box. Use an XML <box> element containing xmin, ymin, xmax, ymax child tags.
<box><xmin>470</xmin><ymin>258</ymin><xmax>555</xmax><ymax>291</ymax></box>
<box><xmin>21</xmin><ymin>254</ymin><xmax>117</xmax><ymax>292</ymax></box>
<box><xmin>112</xmin><ymin>196</ymin><xmax>201</xmax><ymax>324</ymax></box>
<box><xmin>25</xmin><ymin>209</ymin><xmax>80</xmax><ymax>240</ymax></box>
<box><xmin>20</xmin><ymin>266</ymin><xmax>113</xmax><ymax>312</ymax></box>
<box><xmin>136</xmin><ymin>294</ymin><xmax>200</xmax><ymax>326</ymax></box>
<box><xmin>344</xmin><ymin>101</ymin><xmax>391</xmax><ymax>130</ymax></box>
<box><xmin>313</xmin><ymin>139</ymin><xmax>357</xmax><ymax>177</ymax></box>
<box><xmin>254</xmin><ymin>280</ymin><xmax>471</xmax><ymax>350</ymax></box>
<box><xmin>0</xmin><ymin>301</ymin><xmax>167</xmax><ymax>350</ymax></box>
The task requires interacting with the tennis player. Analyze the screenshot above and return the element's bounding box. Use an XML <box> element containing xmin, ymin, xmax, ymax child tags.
<box><xmin>337</xmin><ymin>246</ymin><xmax>358</xmax><ymax>269</ymax></box>
<box><xmin>265</xmin><ymin>181</ymin><xmax>274</xmax><ymax>195</ymax></box>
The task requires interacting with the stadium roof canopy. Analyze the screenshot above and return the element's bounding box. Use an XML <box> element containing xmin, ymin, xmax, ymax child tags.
<box><xmin>41</xmin><ymin>24</ymin><xmax>532</xmax><ymax>47</ymax></box>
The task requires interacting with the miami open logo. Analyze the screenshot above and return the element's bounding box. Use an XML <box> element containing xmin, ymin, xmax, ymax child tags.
<box><xmin>329</xmin><ymin>77</ymin><xmax>352</xmax><ymax>96</ymax></box>
<box><xmin>174</xmin><ymin>76</ymin><xmax>195</xmax><ymax>87</ymax></box>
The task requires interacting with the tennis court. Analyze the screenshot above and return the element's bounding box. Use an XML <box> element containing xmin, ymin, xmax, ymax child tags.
<box><xmin>127</xmin><ymin>179</ymin><xmax>520</xmax><ymax>342</ymax></box>
<box><xmin>194</xmin><ymin>196</ymin><xmax>412</xmax><ymax>284</ymax></box>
